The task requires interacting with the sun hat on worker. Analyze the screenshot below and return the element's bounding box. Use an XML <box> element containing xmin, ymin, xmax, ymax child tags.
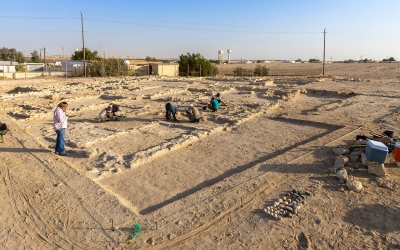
<box><xmin>58</xmin><ymin>102</ymin><xmax>68</xmax><ymax>108</ymax></box>
<box><xmin>216</xmin><ymin>93</ymin><xmax>221</xmax><ymax>97</ymax></box>
<box><xmin>189</xmin><ymin>103</ymin><xmax>193</xmax><ymax>107</ymax></box>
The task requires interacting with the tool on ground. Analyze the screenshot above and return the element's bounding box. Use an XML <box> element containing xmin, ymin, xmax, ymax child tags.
<box><xmin>0</xmin><ymin>123</ymin><xmax>11</xmax><ymax>143</ymax></box>
<box><xmin>110</xmin><ymin>219</ymin><xmax>115</xmax><ymax>231</ymax></box>
<box><xmin>98</xmin><ymin>116</ymin><xmax>127</xmax><ymax>123</ymax></box>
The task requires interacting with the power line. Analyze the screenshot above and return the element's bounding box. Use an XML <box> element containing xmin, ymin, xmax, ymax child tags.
<box><xmin>0</xmin><ymin>16</ymin><xmax>79</xmax><ymax>20</ymax></box>
<box><xmin>1</xmin><ymin>8</ymin><xmax>323</xmax><ymax>30</ymax></box>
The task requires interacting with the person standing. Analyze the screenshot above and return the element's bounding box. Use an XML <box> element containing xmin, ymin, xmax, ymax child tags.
<box><xmin>166</xmin><ymin>102</ymin><xmax>179</xmax><ymax>121</ymax></box>
<box><xmin>53</xmin><ymin>102</ymin><xmax>69</xmax><ymax>156</ymax></box>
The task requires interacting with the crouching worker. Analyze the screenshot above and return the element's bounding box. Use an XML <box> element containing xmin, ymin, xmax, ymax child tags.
<box><xmin>99</xmin><ymin>105</ymin><xmax>112</xmax><ymax>122</ymax></box>
<box><xmin>110</xmin><ymin>103</ymin><xmax>123</xmax><ymax>117</ymax></box>
<box><xmin>99</xmin><ymin>103</ymin><xmax>125</xmax><ymax>122</ymax></box>
<box><xmin>206</xmin><ymin>96</ymin><xmax>220</xmax><ymax>112</ymax></box>
<box><xmin>166</xmin><ymin>102</ymin><xmax>179</xmax><ymax>121</ymax></box>
<box><xmin>186</xmin><ymin>104</ymin><xmax>200</xmax><ymax>123</ymax></box>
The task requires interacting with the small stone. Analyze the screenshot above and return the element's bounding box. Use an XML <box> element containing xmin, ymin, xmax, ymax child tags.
<box><xmin>287</xmin><ymin>213</ymin><xmax>293</xmax><ymax>218</ymax></box>
<box><xmin>382</xmin><ymin>181</ymin><xmax>392</xmax><ymax>188</ymax></box>
<box><xmin>332</xmin><ymin>147</ymin><xmax>350</xmax><ymax>155</ymax></box>
<box><xmin>278</xmin><ymin>199</ymin><xmax>283</xmax><ymax>203</ymax></box>
<box><xmin>336</xmin><ymin>169</ymin><xmax>348</xmax><ymax>181</ymax></box>
<box><xmin>283</xmin><ymin>196</ymin><xmax>287</xmax><ymax>201</ymax></box>
<box><xmin>350</xmin><ymin>155</ymin><xmax>359</xmax><ymax>162</ymax></box>
<box><xmin>361</xmin><ymin>153</ymin><xmax>369</xmax><ymax>166</ymax></box>
<box><xmin>350</xmin><ymin>150</ymin><xmax>362</xmax><ymax>156</ymax></box>
<box><xmin>285</xmin><ymin>206</ymin><xmax>293</xmax><ymax>212</ymax></box>
<box><xmin>346</xmin><ymin>180</ymin><xmax>363</xmax><ymax>192</ymax></box>
<box><xmin>367</xmin><ymin>162</ymin><xmax>386</xmax><ymax>177</ymax></box>
<box><xmin>340</xmin><ymin>187</ymin><xmax>345</xmax><ymax>192</ymax></box>
<box><xmin>167</xmin><ymin>234</ymin><xmax>176</xmax><ymax>240</ymax></box>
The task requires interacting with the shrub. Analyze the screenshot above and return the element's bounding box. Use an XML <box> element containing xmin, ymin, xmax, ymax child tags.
<box><xmin>254</xmin><ymin>65</ymin><xmax>269</xmax><ymax>76</ymax></box>
<box><xmin>88</xmin><ymin>59</ymin><xmax>129</xmax><ymax>77</ymax></box>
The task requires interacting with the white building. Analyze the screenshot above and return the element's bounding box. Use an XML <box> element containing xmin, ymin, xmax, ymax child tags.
<box><xmin>0</xmin><ymin>61</ymin><xmax>17</xmax><ymax>73</ymax></box>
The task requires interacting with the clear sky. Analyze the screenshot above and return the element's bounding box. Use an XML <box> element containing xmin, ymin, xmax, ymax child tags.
<box><xmin>2</xmin><ymin>0</ymin><xmax>400</xmax><ymax>61</ymax></box>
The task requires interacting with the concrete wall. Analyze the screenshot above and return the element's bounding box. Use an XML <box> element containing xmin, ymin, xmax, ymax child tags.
<box><xmin>0</xmin><ymin>71</ymin><xmax>76</xmax><ymax>80</ymax></box>
<box><xmin>129</xmin><ymin>65</ymin><xmax>149</xmax><ymax>75</ymax></box>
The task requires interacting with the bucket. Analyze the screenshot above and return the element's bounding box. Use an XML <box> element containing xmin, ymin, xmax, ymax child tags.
<box><xmin>395</xmin><ymin>142</ymin><xmax>400</xmax><ymax>163</ymax></box>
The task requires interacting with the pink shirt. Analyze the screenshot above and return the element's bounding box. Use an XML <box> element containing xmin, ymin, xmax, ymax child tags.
<box><xmin>53</xmin><ymin>107</ymin><xmax>68</xmax><ymax>131</ymax></box>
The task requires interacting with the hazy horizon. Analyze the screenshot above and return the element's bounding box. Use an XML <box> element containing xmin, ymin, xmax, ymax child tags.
<box><xmin>2</xmin><ymin>0</ymin><xmax>400</xmax><ymax>61</ymax></box>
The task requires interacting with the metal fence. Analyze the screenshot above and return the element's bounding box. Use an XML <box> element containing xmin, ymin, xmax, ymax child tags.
<box><xmin>218</xmin><ymin>65</ymin><xmax>322</xmax><ymax>77</ymax></box>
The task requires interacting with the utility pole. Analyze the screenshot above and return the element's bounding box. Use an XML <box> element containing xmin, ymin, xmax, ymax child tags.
<box><xmin>44</xmin><ymin>47</ymin><xmax>47</xmax><ymax>80</ymax></box>
<box><xmin>81</xmin><ymin>12</ymin><xmax>86</xmax><ymax>77</ymax></box>
<box><xmin>322</xmin><ymin>28</ymin><xmax>326</xmax><ymax>76</ymax></box>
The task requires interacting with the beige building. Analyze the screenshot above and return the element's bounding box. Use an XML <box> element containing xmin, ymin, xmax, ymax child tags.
<box><xmin>150</xmin><ymin>63</ymin><xmax>179</xmax><ymax>76</ymax></box>
<box><xmin>128</xmin><ymin>61</ymin><xmax>179</xmax><ymax>76</ymax></box>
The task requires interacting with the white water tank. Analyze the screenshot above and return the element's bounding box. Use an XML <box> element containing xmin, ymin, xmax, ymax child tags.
<box><xmin>123</xmin><ymin>59</ymin><xmax>130</xmax><ymax>65</ymax></box>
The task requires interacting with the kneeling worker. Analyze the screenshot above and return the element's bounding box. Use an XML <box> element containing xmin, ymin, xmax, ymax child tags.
<box><xmin>166</xmin><ymin>101</ymin><xmax>179</xmax><ymax>121</ymax></box>
<box><xmin>186</xmin><ymin>104</ymin><xmax>200</xmax><ymax>123</ymax></box>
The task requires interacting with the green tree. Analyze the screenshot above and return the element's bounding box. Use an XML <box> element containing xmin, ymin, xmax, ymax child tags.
<box><xmin>30</xmin><ymin>50</ymin><xmax>40</xmax><ymax>63</ymax></box>
<box><xmin>178</xmin><ymin>52</ymin><xmax>218</xmax><ymax>76</ymax></box>
<box><xmin>234</xmin><ymin>66</ymin><xmax>252</xmax><ymax>76</ymax></box>
<box><xmin>309</xmin><ymin>58</ymin><xmax>320</xmax><ymax>63</ymax></box>
<box><xmin>388</xmin><ymin>57</ymin><xmax>396</xmax><ymax>62</ymax></box>
<box><xmin>0</xmin><ymin>47</ymin><xmax>25</xmax><ymax>63</ymax></box>
<box><xmin>71</xmin><ymin>48</ymin><xmax>101</xmax><ymax>60</ymax></box>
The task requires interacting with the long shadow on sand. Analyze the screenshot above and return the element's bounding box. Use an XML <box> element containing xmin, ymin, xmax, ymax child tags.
<box><xmin>0</xmin><ymin>147</ymin><xmax>50</xmax><ymax>153</ymax></box>
<box><xmin>343</xmin><ymin>204</ymin><xmax>400</xmax><ymax>234</ymax></box>
<box><xmin>139</xmin><ymin>129</ymin><xmax>336</xmax><ymax>215</ymax></box>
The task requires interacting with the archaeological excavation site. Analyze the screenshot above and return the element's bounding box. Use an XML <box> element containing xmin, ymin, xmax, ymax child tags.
<box><xmin>1</xmin><ymin>63</ymin><xmax>400</xmax><ymax>249</ymax></box>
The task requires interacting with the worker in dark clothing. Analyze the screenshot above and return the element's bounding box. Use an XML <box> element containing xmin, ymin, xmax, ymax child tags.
<box><xmin>166</xmin><ymin>102</ymin><xmax>179</xmax><ymax>121</ymax></box>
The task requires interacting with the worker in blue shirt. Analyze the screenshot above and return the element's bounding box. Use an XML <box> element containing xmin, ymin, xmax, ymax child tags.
<box><xmin>208</xmin><ymin>96</ymin><xmax>220</xmax><ymax>112</ymax></box>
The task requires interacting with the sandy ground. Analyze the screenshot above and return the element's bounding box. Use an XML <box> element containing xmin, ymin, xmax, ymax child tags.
<box><xmin>0</xmin><ymin>63</ymin><xmax>400</xmax><ymax>249</ymax></box>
